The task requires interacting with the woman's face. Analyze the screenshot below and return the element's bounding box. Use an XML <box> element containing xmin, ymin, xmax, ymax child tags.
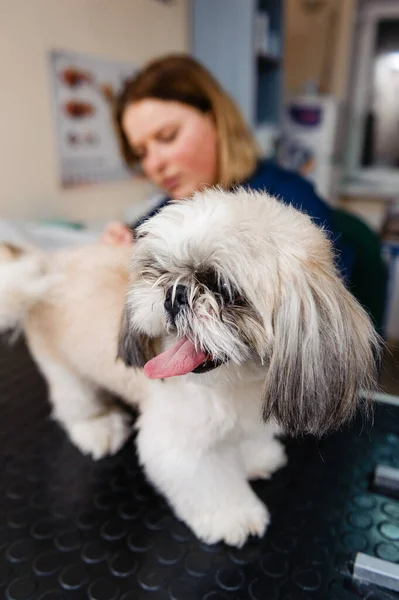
<box><xmin>122</xmin><ymin>99</ymin><xmax>219</xmax><ymax>199</ymax></box>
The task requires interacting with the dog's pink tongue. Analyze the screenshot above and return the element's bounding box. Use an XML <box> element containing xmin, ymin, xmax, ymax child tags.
<box><xmin>144</xmin><ymin>337</ymin><xmax>207</xmax><ymax>379</ymax></box>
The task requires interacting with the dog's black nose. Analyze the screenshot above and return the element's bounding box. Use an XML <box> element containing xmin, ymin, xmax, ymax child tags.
<box><xmin>164</xmin><ymin>285</ymin><xmax>188</xmax><ymax>321</ymax></box>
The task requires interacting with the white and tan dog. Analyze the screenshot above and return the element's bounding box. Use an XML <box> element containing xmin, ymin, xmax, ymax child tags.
<box><xmin>0</xmin><ymin>188</ymin><xmax>379</xmax><ymax>547</ymax></box>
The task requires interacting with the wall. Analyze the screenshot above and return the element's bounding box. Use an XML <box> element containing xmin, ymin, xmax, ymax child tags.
<box><xmin>0</xmin><ymin>0</ymin><xmax>189</xmax><ymax>223</ymax></box>
<box><xmin>284</xmin><ymin>0</ymin><xmax>356</xmax><ymax>100</ymax></box>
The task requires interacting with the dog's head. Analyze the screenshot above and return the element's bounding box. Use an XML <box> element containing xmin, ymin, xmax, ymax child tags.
<box><xmin>118</xmin><ymin>188</ymin><xmax>380</xmax><ymax>436</ymax></box>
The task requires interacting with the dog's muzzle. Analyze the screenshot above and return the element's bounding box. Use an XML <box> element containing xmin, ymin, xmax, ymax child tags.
<box><xmin>158</xmin><ymin>283</ymin><xmax>226</xmax><ymax>376</ymax></box>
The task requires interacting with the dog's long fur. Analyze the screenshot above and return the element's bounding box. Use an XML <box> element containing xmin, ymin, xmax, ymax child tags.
<box><xmin>0</xmin><ymin>188</ymin><xmax>380</xmax><ymax>547</ymax></box>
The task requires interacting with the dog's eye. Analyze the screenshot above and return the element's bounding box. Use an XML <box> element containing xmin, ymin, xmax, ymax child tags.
<box><xmin>220</xmin><ymin>282</ymin><xmax>232</xmax><ymax>300</ymax></box>
<box><xmin>219</xmin><ymin>282</ymin><xmax>244</xmax><ymax>306</ymax></box>
<box><xmin>196</xmin><ymin>270</ymin><xmax>244</xmax><ymax>306</ymax></box>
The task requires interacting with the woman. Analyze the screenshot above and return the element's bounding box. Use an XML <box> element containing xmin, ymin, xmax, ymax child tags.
<box><xmin>101</xmin><ymin>54</ymin><xmax>349</xmax><ymax>278</ymax></box>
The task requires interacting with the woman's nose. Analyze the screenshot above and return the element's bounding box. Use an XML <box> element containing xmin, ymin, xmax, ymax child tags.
<box><xmin>144</xmin><ymin>147</ymin><xmax>166</xmax><ymax>177</ymax></box>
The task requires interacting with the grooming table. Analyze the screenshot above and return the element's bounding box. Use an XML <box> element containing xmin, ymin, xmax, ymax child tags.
<box><xmin>1</xmin><ymin>335</ymin><xmax>399</xmax><ymax>600</ymax></box>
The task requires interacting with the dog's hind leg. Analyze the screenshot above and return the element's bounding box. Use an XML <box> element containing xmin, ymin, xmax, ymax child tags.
<box><xmin>35</xmin><ymin>355</ymin><xmax>132</xmax><ymax>460</ymax></box>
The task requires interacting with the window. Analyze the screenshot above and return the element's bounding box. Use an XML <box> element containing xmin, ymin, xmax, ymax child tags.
<box><xmin>345</xmin><ymin>1</ymin><xmax>399</xmax><ymax>193</ymax></box>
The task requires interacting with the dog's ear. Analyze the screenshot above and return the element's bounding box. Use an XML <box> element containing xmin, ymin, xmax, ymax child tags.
<box><xmin>262</xmin><ymin>268</ymin><xmax>381</xmax><ymax>436</ymax></box>
<box><xmin>117</xmin><ymin>304</ymin><xmax>156</xmax><ymax>368</ymax></box>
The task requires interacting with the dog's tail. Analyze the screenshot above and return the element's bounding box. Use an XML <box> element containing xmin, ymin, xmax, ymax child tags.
<box><xmin>0</xmin><ymin>243</ymin><xmax>54</xmax><ymax>333</ymax></box>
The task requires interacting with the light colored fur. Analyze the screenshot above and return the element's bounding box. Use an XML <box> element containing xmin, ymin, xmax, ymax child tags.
<box><xmin>0</xmin><ymin>188</ymin><xmax>379</xmax><ymax>547</ymax></box>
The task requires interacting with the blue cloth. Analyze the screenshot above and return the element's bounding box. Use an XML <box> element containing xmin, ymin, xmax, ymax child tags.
<box><xmin>130</xmin><ymin>159</ymin><xmax>352</xmax><ymax>280</ymax></box>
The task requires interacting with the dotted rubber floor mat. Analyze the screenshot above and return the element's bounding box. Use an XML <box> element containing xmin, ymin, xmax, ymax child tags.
<box><xmin>0</xmin><ymin>334</ymin><xmax>399</xmax><ymax>600</ymax></box>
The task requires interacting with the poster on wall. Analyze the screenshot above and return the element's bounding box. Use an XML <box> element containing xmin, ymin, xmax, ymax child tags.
<box><xmin>49</xmin><ymin>49</ymin><xmax>137</xmax><ymax>188</ymax></box>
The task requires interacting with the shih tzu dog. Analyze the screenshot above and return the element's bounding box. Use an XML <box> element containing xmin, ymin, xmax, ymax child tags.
<box><xmin>0</xmin><ymin>188</ymin><xmax>379</xmax><ymax>547</ymax></box>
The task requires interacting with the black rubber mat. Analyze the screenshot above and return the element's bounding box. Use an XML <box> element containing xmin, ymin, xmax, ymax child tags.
<box><xmin>1</xmin><ymin>334</ymin><xmax>399</xmax><ymax>600</ymax></box>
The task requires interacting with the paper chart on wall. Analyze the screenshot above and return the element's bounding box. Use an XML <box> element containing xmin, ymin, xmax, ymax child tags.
<box><xmin>49</xmin><ymin>49</ymin><xmax>137</xmax><ymax>188</ymax></box>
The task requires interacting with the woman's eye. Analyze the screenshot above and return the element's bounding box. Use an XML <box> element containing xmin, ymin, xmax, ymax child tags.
<box><xmin>159</xmin><ymin>129</ymin><xmax>177</xmax><ymax>143</ymax></box>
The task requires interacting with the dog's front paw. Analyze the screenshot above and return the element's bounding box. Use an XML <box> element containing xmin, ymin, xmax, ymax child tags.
<box><xmin>241</xmin><ymin>437</ymin><xmax>288</xmax><ymax>481</ymax></box>
<box><xmin>68</xmin><ymin>409</ymin><xmax>131</xmax><ymax>460</ymax></box>
<box><xmin>189</xmin><ymin>497</ymin><xmax>269</xmax><ymax>548</ymax></box>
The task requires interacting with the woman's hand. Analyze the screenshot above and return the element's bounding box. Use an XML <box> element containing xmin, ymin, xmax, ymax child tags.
<box><xmin>100</xmin><ymin>222</ymin><xmax>134</xmax><ymax>246</ymax></box>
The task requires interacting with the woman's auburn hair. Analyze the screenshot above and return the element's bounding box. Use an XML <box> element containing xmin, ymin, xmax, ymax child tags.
<box><xmin>114</xmin><ymin>53</ymin><xmax>259</xmax><ymax>188</ymax></box>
